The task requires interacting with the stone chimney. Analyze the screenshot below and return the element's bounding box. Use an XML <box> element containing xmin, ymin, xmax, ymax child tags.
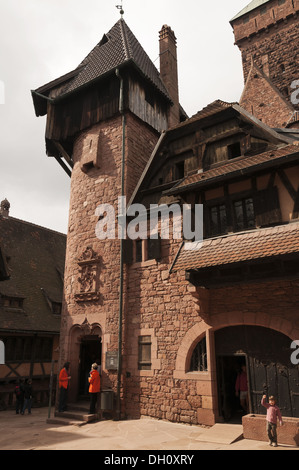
<box><xmin>159</xmin><ymin>25</ymin><xmax>180</xmax><ymax>128</ymax></box>
<box><xmin>0</xmin><ymin>199</ymin><xmax>10</xmax><ymax>218</ymax></box>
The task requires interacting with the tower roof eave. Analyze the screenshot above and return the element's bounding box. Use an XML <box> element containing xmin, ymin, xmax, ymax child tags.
<box><xmin>230</xmin><ymin>0</ymin><xmax>271</xmax><ymax>23</ymax></box>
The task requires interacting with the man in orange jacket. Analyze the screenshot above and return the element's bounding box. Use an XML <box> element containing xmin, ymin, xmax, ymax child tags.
<box><xmin>88</xmin><ymin>363</ymin><xmax>101</xmax><ymax>414</ymax></box>
<box><xmin>58</xmin><ymin>362</ymin><xmax>71</xmax><ymax>412</ymax></box>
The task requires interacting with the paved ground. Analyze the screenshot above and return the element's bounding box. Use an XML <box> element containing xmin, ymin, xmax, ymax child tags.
<box><xmin>0</xmin><ymin>408</ymin><xmax>298</xmax><ymax>452</ymax></box>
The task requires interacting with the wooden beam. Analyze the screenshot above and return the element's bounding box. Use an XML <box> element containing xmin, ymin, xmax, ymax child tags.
<box><xmin>278</xmin><ymin>169</ymin><xmax>297</xmax><ymax>201</ymax></box>
<box><xmin>267</xmin><ymin>171</ymin><xmax>276</xmax><ymax>189</ymax></box>
<box><xmin>53</xmin><ymin>141</ymin><xmax>74</xmax><ymax>168</ymax></box>
<box><xmin>54</xmin><ymin>156</ymin><xmax>72</xmax><ymax>178</ymax></box>
<box><xmin>293</xmin><ymin>189</ymin><xmax>299</xmax><ymax>219</ymax></box>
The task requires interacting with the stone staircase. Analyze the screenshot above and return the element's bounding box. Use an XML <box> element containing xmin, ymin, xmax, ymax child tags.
<box><xmin>47</xmin><ymin>401</ymin><xmax>98</xmax><ymax>427</ymax></box>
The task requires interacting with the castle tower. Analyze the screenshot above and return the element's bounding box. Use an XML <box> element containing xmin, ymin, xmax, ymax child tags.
<box><xmin>32</xmin><ymin>19</ymin><xmax>181</xmax><ymax>415</ymax></box>
<box><xmin>230</xmin><ymin>0</ymin><xmax>299</xmax><ymax>127</ymax></box>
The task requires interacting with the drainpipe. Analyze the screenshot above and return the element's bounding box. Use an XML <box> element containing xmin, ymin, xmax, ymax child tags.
<box><xmin>115</xmin><ymin>68</ymin><xmax>126</xmax><ymax>421</ymax></box>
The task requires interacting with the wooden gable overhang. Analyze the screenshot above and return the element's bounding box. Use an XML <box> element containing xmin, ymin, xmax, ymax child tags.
<box><xmin>131</xmin><ymin>101</ymin><xmax>295</xmax><ymax>208</ymax></box>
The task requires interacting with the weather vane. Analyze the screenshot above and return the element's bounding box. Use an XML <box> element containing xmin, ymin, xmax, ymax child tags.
<box><xmin>116</xmin><ymin>1</ymin><xmax>124</xmax><ymax>18</ymax></box>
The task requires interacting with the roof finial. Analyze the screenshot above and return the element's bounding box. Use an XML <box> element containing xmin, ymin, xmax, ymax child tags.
<box><xmin>116</xmin><ymin>1</ymin><xmax>124</xmax><ymax>19</ymax></box>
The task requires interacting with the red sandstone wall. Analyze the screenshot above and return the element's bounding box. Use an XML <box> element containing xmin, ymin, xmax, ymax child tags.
<box><xmin>239</xmin><ymin>66</ymin><xmax>294</xmax><ymax>127</ymax></box>
<box><xmin>59</xmin><ymin>113</ymin><xmax>159</xmax><ymax>402</ymax></box>
<box><xmin>232</xmin><ymin>0</ymin><xmax>299</xmax><ymax>111</ymax></box>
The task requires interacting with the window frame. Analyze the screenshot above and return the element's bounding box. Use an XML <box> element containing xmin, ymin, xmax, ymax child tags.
<box><xmin>232</xmin><ymin>196</ymin><xmax>255</xmax><ymax>232</ymax></box>
<box><xmin>189</xmin><ymin>336</ymin><xmax>208</xmax><ymax>372</ymax></box>
<box><xmin>138</xmin><ymin>335</ymin><xmax>152</xmax><ymax>371</ymax></box>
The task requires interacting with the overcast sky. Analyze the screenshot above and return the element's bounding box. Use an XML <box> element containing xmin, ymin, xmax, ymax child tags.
<box><xmin>0</xmin><ymin>0</ymin><xmax>250</xmax><ymax>234</ymax></box>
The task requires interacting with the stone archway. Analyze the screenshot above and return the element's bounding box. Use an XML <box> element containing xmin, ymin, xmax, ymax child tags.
<box><xmin>215</xmin><ymin>325</ymin><xmax>299</xmax><ymax>420</ymax></box>
<box><xmin>173</xmin><ymin>314</ymin><xmax>299</xmax><ymax>425</ymax></box>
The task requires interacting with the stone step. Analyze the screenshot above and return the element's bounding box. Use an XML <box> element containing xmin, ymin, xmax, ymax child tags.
<box><xmin>54</xmin><ymin>410</ymin><xmax>97</xmax><ymax>422</ymax></box>
<box><xmin>46</xmin><ymin>401</ymin><xmax>98</xmax><ymax>426</ymax></box>
<box><xmin>46</xmin><ymin>416</ymin><xmax>88</xmax><ymax>427</ymax></box>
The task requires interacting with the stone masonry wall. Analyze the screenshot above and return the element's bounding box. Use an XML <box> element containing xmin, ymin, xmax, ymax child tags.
<box><xmin>123</xmin><ymin>243</ymin><xmax>299</xmax><ymax>425</ymax></box>
<box><xmin>124</xmin><ymin>235</ymin><xmax>209</xmax><ymax>424</ymax></box>
<box><xmin>59</xmin><ymin>112</ymin><xmax>159</xmax><ymax>401</ymax></box>
<box><xmin>232</xmin><ymin>0</ymin><xmax>299</xmax><ymax>110</ymax></box>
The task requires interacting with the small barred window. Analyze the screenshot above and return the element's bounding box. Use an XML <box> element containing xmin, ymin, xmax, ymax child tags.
<box><xmin>190</xmin><ymin>337</ymin><xmax>207</xmax><ymax>372</ymax></box>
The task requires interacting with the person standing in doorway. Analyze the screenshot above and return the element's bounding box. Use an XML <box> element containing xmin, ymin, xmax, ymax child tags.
<box><xmin>88</xmin><ymin>363</ymin><xmax>100</xmax><ymax>414</ymax></box>
<box><xmin>235</xmin><ymin>364</ymin><xmax>249</xmax><ymax>414</ymax></box>
<box><xmin>58</xmin><ymin>362</ymin><xmax>71</xmax><ymax>412</ymax></box>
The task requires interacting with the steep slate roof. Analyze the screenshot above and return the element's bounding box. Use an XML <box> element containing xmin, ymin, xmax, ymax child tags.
<box><xmin>0</xmin><ymin>216</ymin><xmax>66</xmax><ymax>333</ymax></box>
<box><xmin>171</xmin><ymin>221</ymin><xmax>299</xmax><ymax>272</ymax></box>
<box><xmin>230</xmin><ymin>0</ymin><xmax>271</xmax><ymax>22</ymax></box>
<box><xmin>33</xmin><ymin>18</ymin><xmax>171</xmax><ymax>113</ymax></box>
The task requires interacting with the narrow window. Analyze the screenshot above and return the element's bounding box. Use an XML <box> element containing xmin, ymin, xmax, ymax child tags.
<box><xmin>279</xmin><ymin>63</ymin><xmax>286</xmax><ymax>73</ymax></box>
<box><xmin>190</xmin><ymin>337</ymin><xmax>207</xmax><ymax>372</ymax></box>
<box><xmin>175</xmin><ymin>161</ymin><xmax>185</xmax><ymax>180</ymax></box>
<box><xmin>138</xmin><ymin>336</ymin><xmax>152</xmax><ymax>370</ymax></box>
<box><xmin>135</xmin><ymin>239</ymin><xmax>143</xmax><ymax>263</ymax></box>
<box><xmin>52</xmin><ymin>301</ymin><xmax>62</xmax><ymax>315</ymax></box>
<box><xmin>233</xmin><ymin>197</ymin><xmax>255</xmax><ymax>231</ymax></box>
<box><xmin>209</xmin><ymin>204</ymin><xmax>228</xmax><ymax>237</ymax></box>
<box><xmin>147</xmin><ymin>237</ymin><xmax>161</xmax><ymax>261</ymax></box>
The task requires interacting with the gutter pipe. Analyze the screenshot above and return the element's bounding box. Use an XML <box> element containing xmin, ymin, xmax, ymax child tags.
<box><xmin>115</xmin><ymin>68</ymin><xmax>126</xmax><ymax>421</ymax></box>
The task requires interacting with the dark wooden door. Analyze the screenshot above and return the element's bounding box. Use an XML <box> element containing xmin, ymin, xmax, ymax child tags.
<box><xmin>215</xmin><ymin>326</ymin><xmax>299</xmax><ymax>417</ymax></box>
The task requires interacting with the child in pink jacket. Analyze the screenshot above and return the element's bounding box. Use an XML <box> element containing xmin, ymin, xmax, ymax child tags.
<box><xmin>261</xmin><ymin>395</ymin><xmax>283</xmax><ymax>447</ymax></box>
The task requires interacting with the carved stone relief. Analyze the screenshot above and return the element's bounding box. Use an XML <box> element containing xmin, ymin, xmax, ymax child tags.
<box><xmin>75</xmin><ymin>247</ymin><xmax>101</xmax><ymax>302</ymax></box>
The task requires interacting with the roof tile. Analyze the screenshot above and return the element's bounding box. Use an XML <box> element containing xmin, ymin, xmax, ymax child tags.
<box><xmin>40</xmin><ymin>19</ymin><xmax>170</xmax><ymax>102</ymax></box>
<box><xmin>172</xmin><ymin>222</ymin><xmax>299</xmax><ymax>272</ymax></box>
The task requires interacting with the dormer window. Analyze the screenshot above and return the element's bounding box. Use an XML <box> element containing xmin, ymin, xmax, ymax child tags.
<box><xmin>227</xmin><ymin>142</ymin><xmax>241</xmax><ymax>159</ymax></box>
<box><xmin>175</xmin><ymin>161</ymin><xmax>185</xmax><ymax>180</ymax></box>
<box><xmin>2</xmin><ymin>296</ymin><xmax>24</xmax><ymax>310</ymax></box>
<box><xmin>51</xmin><ymin>302</ymin><xmax>62</xmax><ymax>315</ymax></box>
<box><xmin>260</xmin><ymin>6</ymin><xmax>267</xmax><ymax>14</ymax></box>
<box><xmin>99</xmin><ymin>34</ymin><xmax>109</xmax><ymax>46</ymax></box>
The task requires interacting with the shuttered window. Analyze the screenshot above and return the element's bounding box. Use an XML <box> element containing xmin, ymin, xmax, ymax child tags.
<box><xmin>138</xmin><ymin>335</ymin><xmax>152</xmax><ymax>370</ymax></box>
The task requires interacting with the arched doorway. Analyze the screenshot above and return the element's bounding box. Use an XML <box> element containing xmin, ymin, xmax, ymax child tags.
<box><xmin>215</xmin><ymin>325</ymin><xmax>299</xmax><ymax>422</ymax></box>
<box><xmin>78</xmin><ymin>335</ymin><xmax>102</xmax><ymax>397</ymax></box>
<box><xmin>69</xmin><ymin>319</ymin><xmax>102</xmax><ymax>401</ymax></box>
